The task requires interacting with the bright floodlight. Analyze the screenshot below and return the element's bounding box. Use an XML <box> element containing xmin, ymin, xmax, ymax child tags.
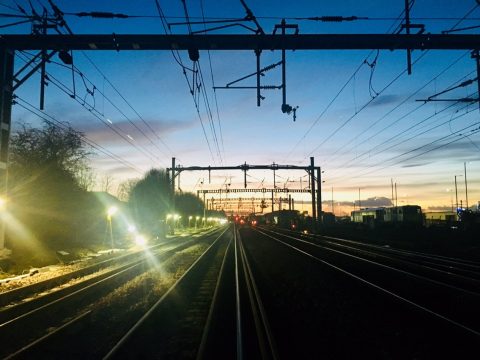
<box><xmin>189</xmin><ymin>216</ymin><xmax>193</xmax><ymax>220</ymax></box>
<box><xmin>196</xmin><ymin>216</ymin><xmax>200</xmax><ymax>220</ymax></box>
<box><xmin>107</xmin><ymin>206</ymin><xmax>118</xmax><ymax>217</ymax></box>
<box><xmin>135</xmin><ymin>235</ymin><xmax>147</xmax><ymax>247</ymax></box>
<box><xmin>0</xmin><ymin>197</ymin><xmax>6</xmax><ymax>210</ymax></box>
<box><xmin>166</xmin><ymin>214</ymin><xmax>173</xmax><ymax>220</ymax></box>
<box><xmin>128</xmin><ymin>225</ymin><xmax>136</xmax><ymax>233</ymax></box>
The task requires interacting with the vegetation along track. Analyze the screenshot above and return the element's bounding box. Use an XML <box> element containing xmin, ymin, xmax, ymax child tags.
<box><xmin>0</xmin><ymin>226</ymin><xmax>227</xmax><ymax>359</ymax></box>
<box><xmin>242</xmin><ymin>226</ymin><xmax>480</xmax><ymax>358</ymax></box>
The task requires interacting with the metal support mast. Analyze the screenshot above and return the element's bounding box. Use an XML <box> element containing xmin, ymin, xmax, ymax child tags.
<box><xmin>310</xmin><ymin>157</ymin><xmax>317</xmax><ymax>226</ymax></box>
<box><xmin>0</xmin><ymin>49</ymin><xmax>14</xmax><ymax>249</ymax></box>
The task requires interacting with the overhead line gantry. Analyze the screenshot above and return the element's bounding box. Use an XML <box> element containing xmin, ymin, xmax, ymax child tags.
<box><xmin>167</xmin><ymin>157</ymin><xmax>322</xmax><ymax>228</ymax></box>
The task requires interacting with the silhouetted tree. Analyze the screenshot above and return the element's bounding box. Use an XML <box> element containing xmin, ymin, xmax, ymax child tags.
<box><xmin>7</xmin><ymin>121</ymin><xmax>93</xmax><ymax>254</ymax></box>
<box><xmin>117</xmin><ymin>179</ymin><xmax>139</xmax><ymax>202</ymax></box>
<box><xmin>128</xmin><ymin>169</ymin><xmax>171</xmax><ymax>235</ymax></box>
<box><xmin>175</xmin><ymin>192</ymin><xmax>204</xmax><ymax>220</ymax></box>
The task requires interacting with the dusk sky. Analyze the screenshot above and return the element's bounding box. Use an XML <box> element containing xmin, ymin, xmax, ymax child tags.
<box><xmin>3</xmin><ymin>0</ymin><xmax>480</xmax><ymax>215</ymax></box>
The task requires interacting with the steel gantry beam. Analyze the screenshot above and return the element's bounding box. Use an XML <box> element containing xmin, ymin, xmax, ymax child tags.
<box><xmin>1</xmin><ymin>34</ymin><xmax>480</xmax><ymax>51</ymax></box>
<box><xmin>170</xmin><ymin>157</ymin><xmax>322</xmax><ymax>229</ymax></box>
<box><xmin>197</xmin><ymin>188</ymin><xmax>312</xmax><ymax>194</ymax></box>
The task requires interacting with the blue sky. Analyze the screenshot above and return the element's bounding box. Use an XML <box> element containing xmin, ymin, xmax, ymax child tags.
<box><xmin>2</xmin><ymin>0</ymin><xmax>480</xmax><ymax>214</ymax></box>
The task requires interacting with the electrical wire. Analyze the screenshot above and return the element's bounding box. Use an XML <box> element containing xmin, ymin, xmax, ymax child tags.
<box><xmin>38</xmin><ymin>2</ymin><xmax>174</xmax><ymax>164</ymax></box>
<box><xmin>323</xmin><ymin>52</ymin><xmax>472</xmax><ymax>166</ymax></box>
<box><xmin>14</xmin><ymin>51</ymin><xmax>164</xmax><ymax>165</ymax></box>
<box><xmin>200</xmin><ymin>0</ymin><xmax>225</xmax><ymax>159</ymax></box>
<box><xmin>80</xmin><ymin>52</ymin><xmax>175</xmax><ymax>157</ymax></box>
<box><xmin>153</xmin><ymin>0</ymin><xmax>219</xmax><ymax>164</ymax></box>
<box><xmin>308</xmin><ymin>50</ymin><xmax>428</xmax><ymax>158</ymax></box>
<box><xmin>328</xmin><ymin>99</ymin><xmax>477</xmax><ymax>183</ymax></box>
<box><xmin>284</xmin><ymin>6</ymin><xmax>410</xmax><ymax>162</ymax></box>
<box><xmin>308</xmin><ymin>3</ymin><xmax>479</xmax><ymax>185</ymax></box>
<box><xmin>13</xmin><ymin>96</ymin><xmax>144</xmax><ymax>175</ymax></box>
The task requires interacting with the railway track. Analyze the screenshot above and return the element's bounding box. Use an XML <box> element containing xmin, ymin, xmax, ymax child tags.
<box><xmin>265</xmin><ymin>226</ymin><xmax>480</xmax><ymax>295</ymax></box>
<box><xmin>105</xmin><ymin>223</ymin><xmax>277</xmax><ymax>359</ymax></box>
<box><xmin>248</xmin><ymin>226</ymin><xmax>480</xmax><ymax>356</ymax></box>
<box><xmin>2</xmin><ymin>224</ymin><xmax>278</xmax><ymax>359</ymax></box>
<box><xmin>0</xmin><ymin>227</ymin><xmax>227</xmax><ymax>359</ymax></box>
<box><xmin>282</xmin><ymin>227</ymin><xmax>480</xmax><ymax>280</ymax></box>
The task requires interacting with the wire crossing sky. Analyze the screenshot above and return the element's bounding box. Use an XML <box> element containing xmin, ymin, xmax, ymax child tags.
<box><xmin>2</xmin><ymin>0</ymin><xmax>480</xmax><ymax>214</ymax></box>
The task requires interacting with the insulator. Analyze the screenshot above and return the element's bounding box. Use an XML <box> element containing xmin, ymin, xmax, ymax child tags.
<box><xmin>321</xmin><ymin>16</ymin><xmax>343</xmax><ymax>22</ymax></box>
<box><xmin>188</xmin><ymin>48</ymin><xmax>200</xmax><ymax>62</ymax></box>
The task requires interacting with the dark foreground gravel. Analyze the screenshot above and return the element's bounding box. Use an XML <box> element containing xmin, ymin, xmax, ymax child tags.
<box><xmin>240</xmin><ymin>226</ymin><xmax>479</xmax><ymax>359</ymax></box>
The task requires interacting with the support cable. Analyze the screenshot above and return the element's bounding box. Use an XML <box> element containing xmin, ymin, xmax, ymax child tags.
<box><xmin>323</xmin><ymin>52</ymin><xmax>471</xmax><ymax>166</ymax></box>
<box><xmin>14</xmin><ymin>97</ymin><xmax>144</xmax><ymax>174</ymax></box>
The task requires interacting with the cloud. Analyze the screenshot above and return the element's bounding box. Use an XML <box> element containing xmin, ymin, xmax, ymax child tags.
<box><xmin>426</xmin><ymin>206</ymin><xmax>454</xmax><ymax>211</ymax></box>
<box><xmin>78</xmin><ymin>117</ymin><xmax>196</xmax><ymax>144</ymax></box>
<box><xmin>401</xmin><ymin>162</ymin><xmax>431</xmax><ymax>168</ymax></box>
<box><xmin>370</xmin><ymin>95</ymin><xmax>403</xmax><ymax>107</ymax></box>
<box><xmin>323</xmin><ymin>196</ymin><xmax>393</xmax><ymax>207</ymax></box>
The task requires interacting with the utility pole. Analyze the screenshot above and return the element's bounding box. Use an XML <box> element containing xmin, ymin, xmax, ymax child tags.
<box><xmin>391</xmin><ymin>178</ymin><xmax>394</xmax><ymax>206</ymax></box>
<box><xmin>310</xmin><ymin>157</ymin><xmax>316</xmax><ymax>229</ymax></box>
<box><xmin>464</xmin><ymin>162</ymin><xmax>469</xmax><ymax>209</ymax></box>
<box><xmin>455</xmin><ymin>175</ymin><xmax>459</xmax><ymax>212</ymax></box>
<box><xmin>0</xmin><ymin>49</ymin><xmax>14</xmax><ymax>250</ymax></box>
<box><xmin>395</xmin><ymin>183</ymin><xmax>398</xmax><ymax>207</ymax></box>
<box><xmin>331</xmin><ymin>187</ymin><xmax>334</xmax><ymax>215</ymax></box>
<box><xmin>316</xmin><ymin>167</ymin><xmax>322</xmax><ymax>226</ymax></box>
<box><xmin>271</xmin><ymin>190</ymin><xmax>274</xmax><ymax>213</ymax></box>
<box><xmin>171</xmin><ymin>157</ymin><xmax>176</xmax><ymax>235</ymax></box>
<box><xmin>358</xmin><ymin>188</ymin><xmax>361</xmax><ymax>209</ymax></box>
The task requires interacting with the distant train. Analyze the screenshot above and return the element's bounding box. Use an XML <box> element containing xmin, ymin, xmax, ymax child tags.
<box><xmin>351</xmin><ymin>205</ymin><xmax>423</xmax><ymax>227</ymax></box>
<box><xmin>262</xmin><ymin>210</ymin><xmax>309</xmax><ymax>231</ymax></box>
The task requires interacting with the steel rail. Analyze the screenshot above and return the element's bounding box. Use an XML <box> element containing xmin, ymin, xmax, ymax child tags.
<box><xmin>321</xmin><ymin>234</ymin><xmax>480</xmax><ymax>268</ymax></box>
<box><xmin>3</xmin><ymin>310</ymin><xmax>92</xmax><ymax>360</ymax></box>
<box><xmin>261</xmin><ymin>228</ymin><xmax>480</xmax><ymax>295</ymax></box>
<box><xmin>0</xmin><ymin>234</ymin><xmax>211</xmax><ymax>325</ymax></box>
<box><xmin>1</xmin><ymin>227</ymin><xmax>228</xmax><ymax>359</ymax></box>
<box><xmin>253</xmin><ymin>228</ymin><xmax>480</xmax><ymax>337</ymax></box>
<box><xmin>276</xmin><ymin>227</ymin><xmax>480</xmax><ymax>275</ymax></box>
<box><xmin>234</xmin><ymin>224</ymin><xmax>243</xmax><ymax>360</ymax></box>
<box><xmin>103</xmin><ymin>225</ymin><xmax>230</xmax><ymax>359</ymax></box>
<box><xmin>237</xmin><ymin>229</ymin><xmax>278</xmax><ymax>360</ymax></box>
<box><xmin>195</xmin><ymin>237</ymin><xmax>233</xmax><ymax>360</ymax></box>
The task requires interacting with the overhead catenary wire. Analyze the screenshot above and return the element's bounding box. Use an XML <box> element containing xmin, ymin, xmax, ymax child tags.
<box><xmin>305</xmin><ymin>3</ymin><xmax>479</xmax><ymax>180</ymax></box>
<box><xmin>307</xmin><ymin>50</ymin><xmax>428</xmax><ymax>158</ymax></box>
<box><xmin>200</xmin><ymin>0</ymin><xmax>225</xmax><ymax>159</ymax></box>
<box><xmin>180</xmin><ymin>0</ymin><xmax>223</xmax><ymax>164</ymax></box>
<box><xmin>284</xmin><ymin>6</ymin><xmax>412</xmax><ymax>162</ymax></box>
<box><xmin>38</xmin><ymin>1</ymin><xmax>174</xmax><ymax>164</ymax></box>
<box><xmin>334</xmin><ymin>96</ymin><xmax>474</xmax><ymax>176</ymax></box>
<box><xmin>328</xmin><ymin>100</ymin><xmax>478</xmax><ymax>183</ymax></box>
<box><xmin>11</xmin><ymin>2</ymin><xmax>171</xmax><ymax>168</ymax></box>
<box><xmin>14</xmin><ymin>96</ymin><xmax>145</xmax><ymax>175</ymax></box>
<box><xmin>322</xmin><ymin>52</ymin><xmax>472</xmax><ymax>167</ymax></box>
<box><xmin>153</xmin><ymin>0</ymin><xmax>218</xmax><ymax>164</ymax></box>
<box><xmin>319</xmin><ymin>4</ymin><xmax>480</xmax><ymax>182</ymax></box>
<box><xmin>79</xmin><ymin>51</ymin><xmax>175</xmax><ymax>157</ymax></box>
<box><xmin>343</xmin><ymin>116</ymin><xmax>480</xmax><ymax>182</ymax></box>
<box><xmin>14</xmin><ymin>50</ymin><xmax>165</xmax><ymax>166</ymax></box>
